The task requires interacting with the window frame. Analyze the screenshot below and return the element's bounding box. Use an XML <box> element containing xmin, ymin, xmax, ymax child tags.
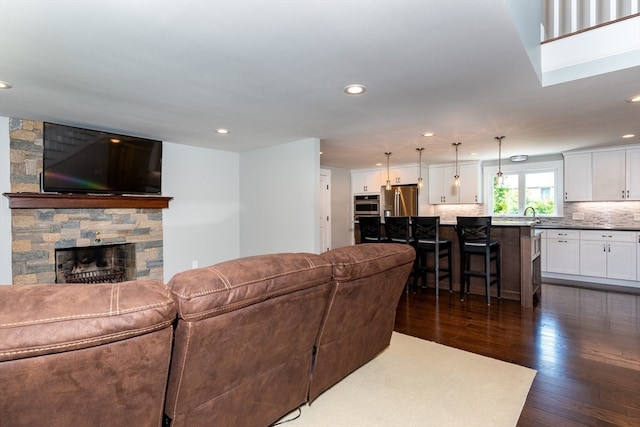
<box><xmin>483</xmin><ymin>160</ymin><xmax>564</xmax><ymax>217</ymax></box>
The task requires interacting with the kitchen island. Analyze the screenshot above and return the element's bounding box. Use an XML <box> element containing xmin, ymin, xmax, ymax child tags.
<box><xmin>439</xmin><ymin>221</ymin><xmax>541</xmax><ymax>308</ymax></box>
<box><xmin>354</xmin><ymin>220</ymin><xmax>542</xmax><ymax>307</ymax></box>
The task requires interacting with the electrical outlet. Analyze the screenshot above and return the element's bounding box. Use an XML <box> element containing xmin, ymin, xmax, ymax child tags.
<box><xmin>572</xmin><ymin>212</ymin><xmax>585</xmax><ymax>220</ymax></box>
<box><xmin>192</xmin><ymin>260</ymin><xmax>198</xmax><ymax>269</ymax></box>
<box><xmin>634</xmin><ymin>213</ymin><xmax>640</xmax><ymax>221</ymax></box>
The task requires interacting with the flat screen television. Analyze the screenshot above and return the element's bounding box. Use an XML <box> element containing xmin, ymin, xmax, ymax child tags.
<box><xmin>42</xmin><ymin>122</ymin><xmax>162</xmax><ymax>195</ymax></box>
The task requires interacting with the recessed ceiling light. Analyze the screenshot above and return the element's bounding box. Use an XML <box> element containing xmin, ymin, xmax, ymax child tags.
<box><xmin>0</xmin><ymin>80</ymin><xmax>12</xmax><ymax>89</ymax></box>
<box><xmin>375</xmin><ymin>162</ymin><xmax>382</xmax><ymax>166</ymax></box>
<box><xmin>627</xmin><ymin>95</ymin><xmax>640</xmax><ymax>103</ymax></box>
<box><xmin>421</xmin><ymin>132</ymin><xmax>435</xmax><ymax>137</ymax></box>
<box><xmin>622</xmin><ymin>134</ymin><xmax>635</xmax><ymax>138</ymax></box>
<box><xmin>343</xmin><ymin>84</ymin><xmax>366</xmax><ymax>95</ymax></box>
<box><xmin>215</xmin><ymin>128</ymin><xmax>230</xmax><ymax>134</ymax></box>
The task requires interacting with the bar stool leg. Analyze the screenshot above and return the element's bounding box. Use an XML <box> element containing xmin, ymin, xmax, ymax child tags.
<box><xmin>485</xmin><ymin>247</ymin><xmax>491</xmax><ymax>306</ymax></box>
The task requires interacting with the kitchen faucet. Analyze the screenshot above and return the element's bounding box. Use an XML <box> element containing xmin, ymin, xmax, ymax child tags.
<box><xmin>524</xmin><ymin>206</ymin><xmax>541</xmax><ymax>224</ymax></box>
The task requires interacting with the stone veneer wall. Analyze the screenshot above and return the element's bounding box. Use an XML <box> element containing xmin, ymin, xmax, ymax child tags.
<box><xmin>8</xmin><ymin>118</ymin><xmax>164</xmax><ymax>284</ymax></box>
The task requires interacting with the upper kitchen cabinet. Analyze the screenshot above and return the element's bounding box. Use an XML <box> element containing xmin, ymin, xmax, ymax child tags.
<box><xmin>563</xmin><ymin>152</ymin><xmax>592</xmax><ymax>201</ymax></box>
<box><xmin>387</xmin><ymin>165</ymin><xmax>420</xmax><ymax>185</ymax></box>
<box><xmin>563</xmin><ymin>145</ymin><xmax>640</xmax><ymax>202</ymax></box>
<box><xmin>592</xmin><ymin>148</ymin><xmax>640</xmax><ymax>201</ymax></box>
<box><xmin>428</xmin><ymin>162</ymin><xmax>481</xmax><ymax>204</ymax></box>
<box><xmin>351</xmin><ymin>169</ymin><xmax>381</xmax><ymax>194</ymax></box>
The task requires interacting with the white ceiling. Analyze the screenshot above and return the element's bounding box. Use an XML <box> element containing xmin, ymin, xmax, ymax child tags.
<box><xmin>0</xmin><ymin>1</ymin><xmax>638</xmax><ymax>169</ymax></box>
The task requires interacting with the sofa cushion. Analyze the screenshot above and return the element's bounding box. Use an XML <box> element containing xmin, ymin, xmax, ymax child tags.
<box><xmin>0</xmin><ymin>280</ymin><xmax>176</xmax><ymax>362</ymax></box>
<box><xmin>167</xmin><ymin>253</ymin><xmax>333</xmax><ymax>321</ymax></box>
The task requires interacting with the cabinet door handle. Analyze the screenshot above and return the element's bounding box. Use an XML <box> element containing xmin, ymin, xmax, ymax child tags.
<box><xmin>622</xmin><ymin>190</ymin><xmax>625</xmax><ymax>199</ymax></box>
<box><xmin>559</xmin><ymin>240</ymin><xmax>567</xmax><ymax>243</ymax></box>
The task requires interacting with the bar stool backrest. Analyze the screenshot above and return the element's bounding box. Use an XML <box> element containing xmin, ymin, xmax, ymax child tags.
<box><xmin>456</xmin><ymin>216</ymin><xmax>493</xmax><ymax>246</ymax></box>
<box><xmin>384</xmin><ymin>216</ymin><xmax>412</xmax><ymax>244</ymax></box>
<box><xmin>359</xmin><ymin>216</ymin><xmax>384</xmax><ymax>242</ymax></box>
<box><xmin>411</xmin><ymin>216</ymin><xmax>441</xmax><ymax>244</ymax></box>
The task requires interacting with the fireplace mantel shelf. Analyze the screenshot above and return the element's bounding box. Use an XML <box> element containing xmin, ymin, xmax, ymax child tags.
<box><xmin>3</xmin><ymin>193</ymin><xmax>173</xmax><ymax>209</ymax></box>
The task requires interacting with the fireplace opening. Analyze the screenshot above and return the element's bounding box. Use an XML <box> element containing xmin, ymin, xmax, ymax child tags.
<box><xmin>55</xmin><ymin>243</ymin><xmax>136</xmax><ymax>284</ymax></box>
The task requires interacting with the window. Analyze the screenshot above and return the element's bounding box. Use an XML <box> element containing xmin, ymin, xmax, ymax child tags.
<box><xmin>485</xmin><ymin>160</ymin><xmax>563</xmax><ymax>217</ymax></box>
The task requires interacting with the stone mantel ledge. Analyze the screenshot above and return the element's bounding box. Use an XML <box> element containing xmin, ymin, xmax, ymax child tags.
<box><xmin>3</xmin><ymin>193</ymin><xmax>173</xmax><ymax>209</ymax></box>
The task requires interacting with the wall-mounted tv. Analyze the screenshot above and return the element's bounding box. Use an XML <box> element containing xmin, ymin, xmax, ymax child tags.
<box><xmin>42</xmin><ymin>122</ymin><xmax>162</xmax><ymax>195</ymax></box>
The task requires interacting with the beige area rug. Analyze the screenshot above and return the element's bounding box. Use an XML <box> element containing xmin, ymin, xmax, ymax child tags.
<box><xmin>277</xmin><ymin>332</ymin><xmax>536</xmax><ymax>427</ymax></box>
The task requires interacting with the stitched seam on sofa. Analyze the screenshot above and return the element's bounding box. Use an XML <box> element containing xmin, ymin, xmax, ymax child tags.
<box><xmin>179</xmin><ymin>281</ymin><xmax>329</xmax><ymax>320</ymax></box>
<box><xmin>0</xmin><ymin>320</ymin><xmax>174</xmax><ymax>357</ymax></box>
<box><xmin>169</xmin><ymin>321</ymin><xmax>193</xmax><ymax>418</ymax></box>
<box><xmin>0</xmin><ymin>300</ymin><xmax>175</xmax><ymax>328</ymax></box>
<box><xmin>329</xmin><ymin>250</ymin><xmax>414</xmax><ymax>273</ymax></box>
<box><xmin>172</xmin><ymin>265</ymin><xmax>330</xmax><ymax>299</ymax></box>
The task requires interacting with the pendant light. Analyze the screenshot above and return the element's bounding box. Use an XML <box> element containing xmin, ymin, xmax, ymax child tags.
<box><xmin>416</xmin><ymin>147</ymin><xmax>424</xmax><ymax>189</ymax></box>
<box><xmin>385</xmin><ymin>152</ymin><xmax>392</xmax><ymax>190</ymax></box>
<box><xmin>452</xmin><ymin>142</ymin><xmax>461</xmax><ymax>187</ymax></box>
<box><xmin>494</xmin><ymin>136</ymin><xmax>505</xmax><ymax>186</ymax></box>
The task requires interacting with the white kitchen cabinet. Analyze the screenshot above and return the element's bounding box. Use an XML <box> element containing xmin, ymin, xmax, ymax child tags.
<box><xmin>626</xmin><ymin>148</ymin><xmax>640</xmax><ymax>200</ymax></box>
<box><xmin>428</xmin><ymin>162</ymin><xmax>481</xmax><ymax>204</ymax></box>
<box><xmin>540</xmin><ymin>231</ymin><xmax>547</xmax><ymax>272</ymax></box>
<box><xmin>580</xmin><ymin>230</ymin><xmax>637</xmax><ymax>280</ymax></box>
<box><xmin>458</xmin><ymin>162</ymin><xmax>482</xmax><ymax>203</ymax></box>
<box><xmin>592</xmin><ymin>149</ymin><xmax>627</xmax><ymax>201</ymax></box>
<box><xmin>388</xmin><ymin>165</ymin><xmax>420</xmax><ymax>185</ymax></box>
<box><xmin>545</xmin><ymin>229</ymin><xmax>580</xmax><ymax>275</ymax></box>
<box><xmin>351</xmin><ymin>169</ymin><xmax>381</xmax><ymax>194</ymax></box>
<box><xmin>637</xmin><ymin>233</ymin><xmax>640</xmax><ymax>281</ymax></box>
<box><xmin>563</xmin><ymin>152</ymin><xmax>592</xmax><ymax>201</ymax></box>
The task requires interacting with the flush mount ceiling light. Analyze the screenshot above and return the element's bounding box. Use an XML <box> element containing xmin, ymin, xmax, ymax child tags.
<box><xmin>343</xmin><ymin>84</ymin><xmax>366</xmax><ymax>95</ymax></box>
<box><xmin>422</xmin><ymin>132</ymin><xmax>436</xmax><ymax>137</ymax></box>
<box><xmin>215</xmin><ymin>128</ymin><xmax>230</xmax><ymax>134</ymax></box>
<box><xmin>622</xmin><ymin>134</ymin><xmax>635</xmax><ymax>139</ymax></box>
<box><xmin>510</xmin><ymin>154</ymin><xmax>528</xmax><ymax>162</ymax></box>
<box><xmin>0</xmin><ymin>80</ymin><xmax>12</xmax><ymax>89</ymax></box>
<box><xmin>626</xmin><ymin>95</ymin><xmax>640</xmax><ymax>103</ymax></box>
<box><xmin>494</xmin><ymin>136</ymin><xmax>505</xmax><ymax>186</ymax></box>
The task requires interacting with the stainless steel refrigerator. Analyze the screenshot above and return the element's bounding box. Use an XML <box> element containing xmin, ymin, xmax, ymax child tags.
<box><xmin>381</xmin><ymin>184</ymin><xmax>418</xmax><ymax>217</ymax></box>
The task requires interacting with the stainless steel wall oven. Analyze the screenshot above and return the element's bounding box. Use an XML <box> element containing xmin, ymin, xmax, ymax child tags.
<box><xmin>354</xmin><ymin>194</ymin><xmax>380</xmax><ymax>219</ymax></box>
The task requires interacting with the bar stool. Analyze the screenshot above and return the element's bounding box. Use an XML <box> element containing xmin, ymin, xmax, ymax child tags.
<box><xmin>411</xmin><ymin>216</ymin><xmax>452</xmax><ymax>296</ymax></box>
<box><xmin>455</xmin><ymin>216</ymin><xmax>501</xmax><ymax>305</ymax></box>
<box><xmin>384</xmin><ymin>216</ymin><xmax>417</xmax><ymax>292</ymax></box>
<box><xmin>358</xmin><ymin>216</ymin><xmax>386</xmax><ymax>243</ymax></box>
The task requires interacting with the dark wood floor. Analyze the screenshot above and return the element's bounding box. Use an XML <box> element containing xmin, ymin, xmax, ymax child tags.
<box><xmin>393</xmin><ymin>283</ymin><xmax>640</xmax><ymax>427</ymax></box>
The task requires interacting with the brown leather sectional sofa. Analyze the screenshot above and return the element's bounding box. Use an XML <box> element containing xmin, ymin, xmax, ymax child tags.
<box><xmin>0</xmin><ymin>243</ymin><xmax>414</xmax><ymax>427</ymax></box>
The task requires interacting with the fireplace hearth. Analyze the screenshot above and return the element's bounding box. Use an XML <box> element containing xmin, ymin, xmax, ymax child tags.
<box><xmin>55</xmin><ymin>243</ymin><xmax>136</xmax><ymax>284</ymax></box>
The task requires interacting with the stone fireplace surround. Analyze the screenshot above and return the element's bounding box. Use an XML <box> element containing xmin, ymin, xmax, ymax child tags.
<box><xmin>7</xmin><ymin>119</ymin><xmax>168</xmax><ymax>285</ymax></box>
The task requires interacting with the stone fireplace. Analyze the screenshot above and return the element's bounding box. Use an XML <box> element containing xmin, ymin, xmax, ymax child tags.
<box><xmin>7</xmin><ymin>118</ymin><xmax>169</xmax><ymax>285</ymax></box>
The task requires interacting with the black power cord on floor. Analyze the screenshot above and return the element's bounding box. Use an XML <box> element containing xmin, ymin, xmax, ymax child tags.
<box><xmin>271</xmin><ymin>407</ymin><xmax>302</xmax><ymax>425</ymax></box>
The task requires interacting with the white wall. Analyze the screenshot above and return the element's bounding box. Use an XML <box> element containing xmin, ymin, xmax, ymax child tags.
<box><xmin>1</xmin><ymin>119</ymin><xmax>320</xmax><ymax>283</ymax></box>
<box><xmin>162</xmin><ymin>142</ymin><xmax>241</xmax><ymax>281</ymax></box>
<box><xmin>324</xmin><ymin>166</ymin><xmax>353</xmax><ymax>249</ymax></box>
<box><xmin>0</xmin><ymin>117</ymin><xmax>11</xmax><ymax>284</ymax></box>
<box><xmin>240</xmin><ymin>138</ymin><xmax>320</xmax><ymax>256</ymax></box>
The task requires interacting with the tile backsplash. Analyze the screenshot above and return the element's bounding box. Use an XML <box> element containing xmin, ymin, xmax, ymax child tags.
<box><xmin>434</xmin><ymin>201</ymin><xmax>640</xmax><ymax>228</ymax></box>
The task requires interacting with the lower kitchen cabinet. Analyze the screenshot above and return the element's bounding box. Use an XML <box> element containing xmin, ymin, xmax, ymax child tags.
<box><xmin>580</xmin><ymin>231</ymin><xmax>637</xmax><ymax>281</ymax></box>
<box><xmin>545</xmin><ymin>229</ymin><xmax>580</xmax><ymax>275</ymax></box>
